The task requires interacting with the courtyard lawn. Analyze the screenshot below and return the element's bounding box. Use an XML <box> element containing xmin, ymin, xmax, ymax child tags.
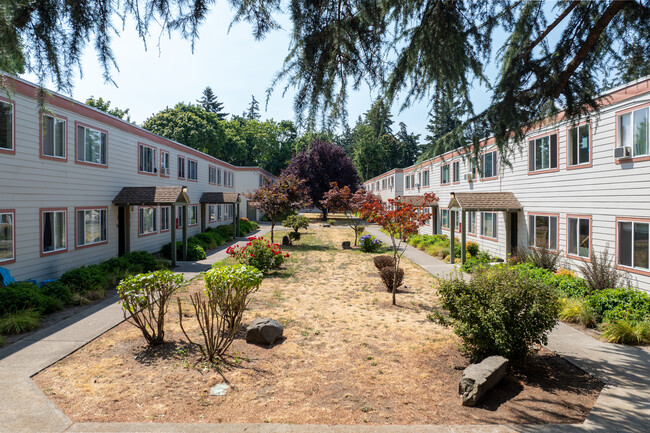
<box><xmin>33</xmin><ymin>227</ymin><xmax>601</xmax><ymax>425</ymax></box>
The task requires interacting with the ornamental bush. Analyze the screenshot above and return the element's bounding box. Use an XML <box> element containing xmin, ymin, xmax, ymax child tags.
<box><xmin>373</xmin><ymin>255</ymin><xmax>394</xmax><ymax>270</ymax></box>
<box><xmin>586</xmin><ymin>288</ymin><xmax>650</xmax><ymax>323</ymax></box>
<box><xmin>117</xmin><ymin>270</ymin><xmax>186</xmax><ymax>345</ymax></box>
<box><xmin>60</xmin><ymin>265</ymin><xmax>108</xmax><ymax>296</ymax></box>
<box><xmin>434</xmin><ymin>265</ymin><xmax>560</xmax><ymax>361</ymax></box>
<box><xmin>359</xmin><ymin>234</ymin><xmax>382</xmax><ymax>253</ymax></box>
<box><xmin>0</xmin><ymin>282</ymin><xmax>60</xmax><ymax>315</ymax></box>
<box><xmin>380</xmin><ymin>267</ymin><xmax>404</xmax><ymax>292</ymax></box>
<box><xmin>226</xmin><ymin>236</ymin><xmax>288</xmax><ymax>272</ymax></box>
<box><xmin>282</xmin><ymin>215</ymin><xmax>309</xmax><ymax>233</ymax></box>
<box><xmin>466</xmin><ymin>241</ymin><xmax>480</xmax><ymax>257</ymax></box>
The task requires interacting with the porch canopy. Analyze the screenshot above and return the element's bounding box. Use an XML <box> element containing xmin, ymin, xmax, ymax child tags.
<box><xmin>113</xmin><ymin>186</ymin><xmax>190</xmax><ymax>266</ymax></box>
<box><xmin>200</xmin><ymin>192</ymin><xmax>242</xmax><ymax>237</ymax></box>
<box><xmin>398</xmin><ymin>195</ymin><xmax>439</xmax><ymax>207</ymax></box>
<box><xmin>446</xmin><ymin>192</ymin><xmax>522</xmax><ymax>264</ymax></box>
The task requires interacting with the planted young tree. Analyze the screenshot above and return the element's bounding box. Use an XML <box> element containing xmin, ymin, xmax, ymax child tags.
<box><xmin>321</xmin><ymin>182</ymin><xmax>375</xmax><ymax>245</ymax></box>
<box><xmin>361</xmin><ymin>193</ymin><xmax>438</xmax><ymax>305</ymax></box>
<box><xmin>246</xmin><ymin>173</ymin><xmax>312</xmax><ymax>242</ymax></box>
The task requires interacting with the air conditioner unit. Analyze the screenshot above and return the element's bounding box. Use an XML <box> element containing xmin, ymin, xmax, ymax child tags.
<box><xmin>614</xmin><ymin>146</ymin><xmax>631</xmax><ymax>159</ymax></box>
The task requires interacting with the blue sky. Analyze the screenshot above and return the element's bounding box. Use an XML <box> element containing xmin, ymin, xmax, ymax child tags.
<box><xmin>22</xmin><ymin>3</ymin><xmax>504</xmax><ymax>140</ymax></box>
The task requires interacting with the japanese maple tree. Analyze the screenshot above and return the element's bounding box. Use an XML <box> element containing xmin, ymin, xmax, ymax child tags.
<box><xmin>361</xmin><ymin>193</ymin><xmax>438</xmax><ymax>305</ymax></box>
<box><xmin>246</xmin><ymin>174</ymin><xmax>312</xmax><ymax>242</ymax></box>
<box><xmin>321</xmin><ymin>182</ymin><xmax>376</xmax><ymax>245</ymax></box>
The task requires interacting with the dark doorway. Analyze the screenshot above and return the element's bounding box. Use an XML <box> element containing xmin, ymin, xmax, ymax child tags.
<box><xmin>118</xmin><ymin>206</ymin><xmax>126</xmax><ymax>256</ymax></box>
<box><xmin>247</xmin><ymin>202</ymin><xmax>256</xmax><ymax>221</ymax></box>
<box><xmin>431</xmin><ymin>208</ymin><xmax>437</xmax><ymax>234</ymax></box>
<box><xmin>509</xmin><ymin>212</ymin><xmax>518</xmax><ymax>254</ymax></box>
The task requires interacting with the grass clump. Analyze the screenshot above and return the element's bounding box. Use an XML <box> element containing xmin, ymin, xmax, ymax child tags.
<box><xmin>0</xmin><ymin>310</ymin><xmax>42</xmax><ymax>334</ymax></box>
<box><xmin>559</xmin><ymin>298</ymin><xmax>597</xmax><ymax>328</ymax></box>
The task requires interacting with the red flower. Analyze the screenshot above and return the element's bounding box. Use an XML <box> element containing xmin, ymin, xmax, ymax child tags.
<box><xmin>284</xmin><ymin>253</ymin><xmax>290</xmax><ymax>258</ymax></box>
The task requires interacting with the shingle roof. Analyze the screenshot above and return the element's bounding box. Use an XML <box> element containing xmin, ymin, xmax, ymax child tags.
<box><xmin>200</xmin><ymin>192</ymin><xmax>241</xmax><ymax>204</ymax></box>
<box><xmin>448</xmin><ymin>192</ymin><xmax>522</xmax><ymax>211</ymax></box>
<box><xmin>399</xmin><ymin>195</ymin><xmax>440</xmax><ymax>206</ymax></box>
<box><xmin>113</xmin><ymin>186</ymin><xmax>190</xmax><ymax>205</ymax></box>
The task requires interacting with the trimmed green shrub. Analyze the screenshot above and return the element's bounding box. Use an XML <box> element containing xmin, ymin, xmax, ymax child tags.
<box><xmin>161</xmin><ymin>241</ymin><xmax>207</xmax><ymax>261</ymax></box>
<box><xmin>586</xmin><ymin>288</ymin><xmax>650</xmax><ymax>323</ymax></box>
<box><xmin>0</xmin><ymin>310</ymin><xmax>42</xmax><ymax>334</ymax></box>
<box><xmin>215</xmin><ymin>225</ymin><xmax>234</xmax><ymax>240</ymax></box>
<box><xmin>121</xmin><ymin>250</ymin><xmax>161</xmax><ymax>272</ymax></box>
<box><xmin>60</xmin><ymin>265</ymin><xmax>108</xmax><ymax>295</ymax></box>
<box><xmin>194</xmin><ymin>232</ymin><xmax>218</xmax><ymax>249</ymax></box>
<box><xmin>41</xmin><ymin>281</ymin><xmax>73</xmax><ymax>306</ymax></box>
<box><xmin>373</xmin><ymin>255</ymin><xmax>394</xmax><ymax>270</ymax></box>
<box><xmin>283</xmin><ymin>215</ymin><xmax>310</xmax><ymax>233</ymax></box>
<box><xmin>466</xmin><ymin>241</ymin><xmax>480</xmax><ymax>257</ymax></box>
<box><xmin>555</xmin><ymin>275</ymin><xmax>590</xmax><ymax>299</ymax></box>
<box><xmin>0</xmin><ymin>282</ymin><xmax>60</xmax><ymax>315</ymax></box>
<box><xmin>434</xmin><ymin>265</ymin><xmax>560</xmax><ymax>361</ymax></box>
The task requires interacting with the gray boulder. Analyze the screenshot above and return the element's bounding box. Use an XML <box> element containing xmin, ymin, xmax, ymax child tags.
<box><xmin>342</xmin><ymin>241</ymin><xmax>351</xmax><ymax>249</ymax></box>
<box><xmin>459</xmin><ymin>356</ymin><xmax>508</xmax><ymax>407</ymax></box>
<box><xmin>322</xmin><ymin>223</ymin><xmax>331</xmax><ymax>227</ymax></box>
<box><xmin>246</xmin><ymin>317</ymin><xmax>284</xmax><ymax>345</ymax></box>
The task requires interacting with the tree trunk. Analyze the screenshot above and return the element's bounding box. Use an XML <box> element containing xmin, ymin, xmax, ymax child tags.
<box><xmin>320</xmin><ymin>207</ymin><xmax>328</xmax><ymax>221</ymax></box>
<box><xmin>271</xmin><ymin>221</ymin><xmax>275</xmax><ymax>243</ymax></box>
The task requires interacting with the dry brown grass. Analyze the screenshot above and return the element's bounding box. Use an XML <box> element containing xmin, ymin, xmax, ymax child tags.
<box><xmin>33</xmin><ymin>227</ymin><xmax>601</xmax><ymax>425</ymax></box>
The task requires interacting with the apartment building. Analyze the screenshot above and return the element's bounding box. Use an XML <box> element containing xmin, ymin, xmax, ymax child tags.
<box><xmin>364</xmin><ymin>76</ymin><xmax>650</xmax><ymax>292</ymax></box>
<box><xmin>0</xmin><ymin>76</ymin><xmax>275</xmax><ymax>281</ymax></box>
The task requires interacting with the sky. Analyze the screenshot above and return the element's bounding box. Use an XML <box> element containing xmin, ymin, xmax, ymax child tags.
<box><xmin>21</xmin><ymin>3</ymin><xmax>508</xmax><ymax>140</ymax></box>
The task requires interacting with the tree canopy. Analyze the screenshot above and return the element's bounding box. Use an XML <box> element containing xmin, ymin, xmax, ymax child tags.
<box><xmin>85</xmin><ymin>96</ymin><xmax>132</xmax><ymax>122</ymax></box>
<box><xmin>197</xmin><ymin>87</ymin><xmax>228</xmax><ymax>119</ymax></box>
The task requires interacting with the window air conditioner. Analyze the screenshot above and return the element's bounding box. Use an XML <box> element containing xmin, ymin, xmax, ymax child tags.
<box><xmin>614</xmin><ymin>146</ymin><xmax>631</xmax><ymax>159</ymax></box>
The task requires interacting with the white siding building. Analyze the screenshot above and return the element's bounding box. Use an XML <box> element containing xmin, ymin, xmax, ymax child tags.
<box><xmin>0</xmin><ymin>76</ymin><xmax>275</xmax><ymax>281</ymax></box>
<box><xmin>364</xmin><ymin>77</ymin><xmax>650</xmax><ymax>293</ymax></box>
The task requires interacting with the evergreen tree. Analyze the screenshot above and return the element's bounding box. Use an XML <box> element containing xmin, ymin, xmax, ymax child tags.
<box><xmin>395</xmin><ymin>122</ymin><xmax>421</xmax><ymax>168</ymax></box>
<box><xmin>424</xmin><ymin>86</ymin><xmax>464</xmax><ymax>159</ymax></box>
<box><xmin>245</xmin><ymin>95</ymin><xmax>261</xmax><ymax>120</ymax></box>
<box><xmin>197</xmin><ymin>86</ymin><xmax>228</xmax><ymax>119</ymax></box>
<box><xmin>616</xmin><ymin>35</ymin><xmax>650</xmax><ymax>84</ymax></box>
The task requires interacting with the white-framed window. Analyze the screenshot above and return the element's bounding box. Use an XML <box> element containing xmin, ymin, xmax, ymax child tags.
<box><xmin>452</xmin><ymin>210</ymin><xmax>460</xmax><ymax>231</ymax></box>
<box><xmin>161</xmin><ymin>207</ymin><xmax>170</xmax><ymax>231</ymax></box>
<box><xmin>405</xmin><ymin>175</ymin><xmax>410</xmax><ymax>189</ymax></box>
<box><xmin>43</xmin><ymin>114</ymin><xmax>66</xmax><ymax>158</ymax></box>
<box><xmin>422</xmin><ymin>170</ymin><xmax>430</xmax><ymax>187</ymax></box>
<box><xmin>481</xmin><ymin>212</ymin><xmax>497</xmax><ymax>239</ymax></box>
<box><xmin>208</xmin><ymin>205</ymin><xmax>216</xmax><ymax>222</ymax></box>
<box><xmin>382</xmin><ymin>179</ymin><xmax>387</xmax><ymax>189</ymax></box>
<box><xmin>617</xmin><ymin>220</ymin><xmax>649</xmax><ymax>270</ymax></box>
<box><xmin>467</xmin><ymin>161</ymin><xmax>477</xmax><ymax>180</ymax></box>
<box><xmin>76</xmin><ymin>124</ymin><xmax>107</xmax><ymax>165</ymax></box>
<box><xmin>138</xmin><ymin>144</ymin><xmax>156</xmax><ymax>174</ymax></box>
<box><xmin>568</xmin><ymin>124</ymin><xmax>590</xmax><ymax>166</ymax></box>
<box><xmin>440</xmin><ymin>165</ymin><xmax>450</xmax><ymax>184</ymax></box>
<box><xmin>217</xmin><ymin>168</ymin><xmax>222</xmax><ymax>185</ymax></box>
<box><xmin>160</xmin><ymin>151</ymin><xmax>170</xmax><ymax>176</ymax></box>
<box><xmin>0</xmin><ymin>100</ymin><xmax>13</xmax><ymax>151</ymax></box>
<box><xmin>568</xmin><ymin>216</ymin><xmax>590</xmax><ymax>259</ymax></box>
<box><xmin>0</xmin><ymin>212</ymin><xmax>14</xmax><ymax>262</ymax></box>
<box><xmin>528</xmin><ymin>133</ymin><xmax>558</xmax><ymax>172</ymax></box>
<box><xmin>139</xmin><ymin>207</ymin><xmax>157</xmax><ymax>235</ymax></box>
<box><xmin>528</xmin><ymin>214</ymin><xmax>557</xmax><ymax>250</ymax></box>
<box><xmin>452</xmin><ymin>161</ymin><xmax>460</xmax><ymax>183</ymax></box>
<box><xmin>217</xmin><ymin>204</ymin><xmax>222</xmax><ymax>220</ymax></box>
<box><xmin>188</xmin><ymin>160</ymin><xmax>198</xmax><ymax>180</ymax></box>
<box><xmin>618</xmin><ymin>107</ymin><xmax>649</xmax><ymax>157</ymax></box>
<box><xmin>209</xmin><ymin>166</ymin><xmax>217</xmax><ymax>184</ymax></box>
<box><xmin>42</xmin><ymin>210</ymin><xmax>67</xmax><ymax>253</ymax></box>
<box><xmin>178</xmin><ymin>156</ymin><xmax>186</xmax><ymax>178</ymax></box>
<box><xmin>176</xmin><ymin>209</ymin><xmax>184</xmax><ymax>229</ymax></box>
<box><xmin>468</xmin><ymin>211</ymin><xmax>477</xmax><ymax>234</ymax></box>
<box><xmin>76</xmin><ymin>208</ymin><xmax>107</xmax><ymax>247</ymax></box>
<box><xmin>481</xmin><ymin>150</ymin><xmax>497</xmax><ymax>179</ymax></box>
<box><xmin>441</xmin><ymin>209</ymin><xmax>449</xmax><ymax>229</ymax></box>
<box><xmin>189</xmin><ymin>205</ymin><xmax>198</xmax><ymax>226</ymax></box>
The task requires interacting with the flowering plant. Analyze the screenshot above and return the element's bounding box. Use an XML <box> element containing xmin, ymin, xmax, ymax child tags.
<box><xmin>359</xmin><ymin>234</ymin><xmax>382</xmax><ymax>253</ymax></box>
<box><xmin>226</xmin><ymin>236</ymin><xmax>288</xmax><ymax>272</ymax></box>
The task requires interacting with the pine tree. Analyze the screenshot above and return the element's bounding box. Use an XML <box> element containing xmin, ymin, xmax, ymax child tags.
<box><xmin>395</xmin><ymin>122</ymin><xmax>420</xmax><ymax>167</ymax></box>
<box><xmin>424</xmin><ymin>85</ymin><xmax>464</xmax><ymax>158</ymax></box>
<box><xmin>616</xmin><ymin>36</ymin><xmax>650</xmax><ymax>85</ymax></box>
<box><xmin>197</xmin><ymin>86</ymin><xmax>228</xmax><ymax>120</ymax></box>
<box><xmin>245</xmin><ymin>95</ymin><xmax>261</xmax><ymax>120</ymax></box>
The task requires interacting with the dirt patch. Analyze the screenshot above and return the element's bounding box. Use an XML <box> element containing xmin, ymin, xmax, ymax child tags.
<box><xmin>33</xmin><ymin>227</ymin><xmax>602</xmax><ymax>425</ymax></box>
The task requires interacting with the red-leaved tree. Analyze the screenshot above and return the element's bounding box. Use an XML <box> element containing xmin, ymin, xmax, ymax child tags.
<box><xmin>321</xmin><ymin>182</ymin><xmax>376</xmax><ymax>245</ymax></box>
<box><xmin>246</xmin><ymin>174</ymin><xmax>312</xmax><ymax>242</ymax></box>
<box><xmin>361</xmin><ymin>193</ymin><xmax>439</xmax><ymax>305</ymax></box>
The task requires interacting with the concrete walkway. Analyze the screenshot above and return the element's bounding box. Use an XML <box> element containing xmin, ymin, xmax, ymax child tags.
<box><xmin>0</xmin><ymin>225</ymin><xmax>649</xmax><ymax>432</ymax></box>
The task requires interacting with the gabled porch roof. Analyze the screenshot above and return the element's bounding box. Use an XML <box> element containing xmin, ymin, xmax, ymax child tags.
<box><xmin>448</xmin><ymin>192</ymin><xmax>522</xmax><ymax>212</ymax></box>
<box><xmin>113</xmin><ymin>186</ymin><xmax>190</xmax><ymax>206</ymax></box>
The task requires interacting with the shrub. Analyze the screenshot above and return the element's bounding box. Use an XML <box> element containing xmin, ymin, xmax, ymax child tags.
<box><xmin>555</xmin><ymin>275</ymin><xmax>591</xmax><ymax>299</ymax></box>
<box><xmin>122</xmin><ymin>250</ymin><xmax>161</xmax><ymax>272</ymax></box>
<box><xmin>215</xmin><ymin>224</ymin><xmax>235</xmax><ymax>240</ymax></box>
<box><xmin>283</xmin><ymin>215</ymin><xmax>310</xmax><ymax>233</ymax></box>
<box><xmin>559</xmin><ymin>298</ymin><xmax>597</xmax><ymax>327</ymax></box>
<box><xmin>0</xmin><ymin>282</ymin><xmax>60</xmax><ymax>315</ymax></box>
<box><xmin>373</xmin><ymin>255</ymin><xmax>394</xmax><ymax>270</ymax></box>
<box><xmin>161</xmin><ymin>241</ymin><xmax>207</xmax><ymax>261</ymax></box>
<box><xmin>0</xmin><ymin>310</ymin><xmax>41</xmax><ymax>334</ymax></box>
<box><xmin>179</xmin><ymin>264</ymin><xmax>263</xmax><ymax>361</ymax></box>
<box><xmin>577</xmin><ymin>247</ymin><xmax>623</xmax><ymax>294</ymax></box>
<box><xmin>187</xmin><ymin>243</ymin><xmax>207</xmax><ymax>261</ymax></box>
<box><xmin>41</xmin><ymin>281</ymin><xmax>73</xmax><ymax>306</ymax></box>
<box><xmin>189</xmin><ymin>236</ymin><xmax>209</xmax><ymax>251</ymax></box>
<box><xmin>0</xmin><ymin>335</ymin><xmax>4</xmax><ymax>347</ymax></box>
<box><xmin>586</xmin><ymin>288</ymin><xmax>650</xmax><ymax>323</ymax></box>
<box><xmin>117</xmin><ymin>270</ymin><xmax>186</xmax><ymax>345</ymax></box>
<box><xmin>434</xmin><ymin>265</ymin><xmax>560</xmax><ymax>361</ymax></box>
<box><xmin>226</xmin><ymin>236</ymin><xmax>287</xmax><ymax>272</ymax></box>
<box><xmin>194</xmin><ymin>232</ymin><xmax>218</xmax><ymax>250</ymax></box>
<box><xmin>288</xmin><ymin>231</ymin><xmax>301</xmax><ymax>243</ymax></box>
<box><xmin>601</xmin><ymin>319</ymin><xmax>650</xmax><ymax>345</ymax></box>
<box><xmin>555</xmin><ymin>268</ymin><xmax>576</xmax><ymax>278</ymax></box>
<box><xmin>427</xmin><ymin>244</ymin><xmax>446</xmax><ymax>259</ymax></box>
<box><xmin>466</xmin><ymin>242</ymin><xmax>479</xmax><ymax>257</ymax></box>
<box><xmin>359</xmin><ymin>235</ymin><xmax>382</xmax><ymax>253</ymax></box>
<box><xmin>526</xmin><ymin>245</ymin><xmax>562</xmax><ymax>271</ymax></box>
<box><xmin>460</xmin><ymin>255</ymin><xmax>491</xmax><ymax>274</ymax></box>
<box><xmin>60</xmin><ymin>265</ymin><xmax>108</xmax><ymax>295</ymax></box>
<box><xmin>380</xmin><ymin>267</ymin><xmax>404</xmax><ymax>292</ymax></box>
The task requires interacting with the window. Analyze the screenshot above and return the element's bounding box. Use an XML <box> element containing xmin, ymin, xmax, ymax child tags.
<box><xmin>468</xmin><ymin>211</ymin><xmax>477</xmax><ymax>234</ymax></box>
<box><xmin>528</xmin><ymin>133</ymin><xmax>558</xmax><ymax>172</ymax></box>
<box><xmin>453</xmin><ymin>161</ymin><xmax>460</xmax><ymax>183</ymax></box>
<box><xmin>42</xmin><ymin>114</ymin><xmax>66</xmax><ymax>159</ymax></box>
<box><xmin>138</xmin><ymin>144</ymin><xmax>156</xmax><ymax>174</ymax></box>
<box><xmin>0</xmin><ymin>211</ymin><xmax>14</xmax><ymax>262</ymax></box>
<box><xmin>382</xmin><ymin>179</ymin><xmax>387</xmax><ymax>190</ymax></box>
<box><xmin>178</xmin><ymin>156</ymin><xmax>186</xmax><ymax>178</ymax></box>
<box><xmin>76</xmin><ymin>208</ymin><xmax>107</xmax><ymax>247</ymax></box>
<box><xmin>217</xmin><ymin>168</ymin><xmax>222</xmax><ymax>185</ymax></box>
<box><xmin>618</xmin><ymin>107</ymin><xmax>649</xmax><ymax>157</ymax></box>
<box><xmin>568</xmin><ymin>216</ymin><xmax>590</xmax><ymax>259</ymax></box>
<box><xmin>405</xmin><ymin>175</ymin><xmax>410</xmax><ymax>189</ymax></box>
<box><xmin>139</xmin><ymin>207</ymin><xmax>157</xmax><ymax>235</ymax></box>
<box><xmin>618</xmin><ymin>220</ymin><xmax>649</xmax><ymax>270</ymax></box>
<box><xmin>188</xmin><ymin>160</ymin><xmax>198</xmax><ymax>180</ymax></box>
<box><xmin>467</xmin><ymin>161</ymin><xmax>477</xmax><ymax>180</ymax></box>
<box><xmin>161</xmin><ymin>207</ymin><xmax>170</xmax><ymax>231</ymax></box>
<box><xmin>528</xmin><ymin>214</ymin><xmax>557</xmax><ymax>250</ymax></box>
<box><xmin>481</xmin><ymin>212</ymin><xmax>497</xmax><ymax>239</ymax></box>
<box><xmin>422</xmin><ymin>170</ymin><xmax>429</xmax><ymax>187</ymax></box>
<box><xmin>160</xmin><ymin>151</ymin><xmax>170</xmax><ymax>176</ymax></box>
<box><xmin>176</xmin><ymin>209</ymin><xmax>184</xmax><ymax>229</ymax></box>
<box><xmin>76</xmin><ymin>124</ymin><xmax>107</xmax><ymax>165</ymax></box>
<box><xmin>440</xmin><ymin>165</ymin><xmax>450</xmax><ymax>184</ymax></box>
<box><xmin>217</xmin><ymin>205</ymin><xmax>222</xmax><ymax>220</ymax></box>
<box><xmin>42</xmin><ymin>210</ymin><xmax>66</xmax><ymax>254</ymax></box>
<box><xmin>452</xmin><ymin>210</ymin><xmax>460</xmax><ymax>231</ymax></box>
<box><xmin>209</xmin><ymin>166</ymin><xmax>217</xmax><ymax>184</ymax></box>
<box><xmin>189</xmin><ymin>205</ymin><xmax>198</xmax><ymax>226</ymax></box>
<box><xmin>208</xmin><ymin>205</ymin><xmax>216</xmax><ymax>222</ymax></box>
<box><xmin>441</xmin><ymin>209</ymin><xmax>449</xmax><ymax>229</ymax></box>
<box><xmin>0</xmin><ymin>100</ymin><xmax>13</xmax><ymax>152</ymax></box>
<box><xmin>568</xmin><ymin>124</ymin><xmax>590</xmax><ymax>166</ymax></box>
<box><xmin>481</xmin><ymin>150</ymin><xmax>497</xmax><ymax>179</ymax></box>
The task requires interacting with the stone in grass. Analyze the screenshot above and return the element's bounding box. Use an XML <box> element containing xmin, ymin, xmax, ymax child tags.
<box><xmin>322</xmin><ymin>223</ymin><xmax>331</xmax><ymax>227</ymax></box>
<box><xmin>342</xmin><ymin>241</ymin><xmax>351</xmax><ymax>249</ymax></box>
<box><xmin>246</xmin><ymin>317</ymin><xmax>284</xmax><ymax>345</ymax></box>
<box><xmin>282</xmin><ymin>235</ymin><xmax>291</xmax><ymax>246</ymax></box>
<box><xmin>459</xmin><ymin>356</ymin><xmax>508</xmax><ymax>407</ymax></box>
<box><xmin>209</xmin><ymin>383</ymin><xmax>230</xmax><ymax>396</ymax></box>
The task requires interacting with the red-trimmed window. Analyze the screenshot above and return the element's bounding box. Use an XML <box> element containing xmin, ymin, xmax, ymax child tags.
<box><xmin>42</xmin><ymin>209</ymin><xmax>67</xmax><ymax>255</ymax></box>
<box><xmin>217</xmin><ymin>204</ymin><xmax>222</xmax><ymax>221</ymax></box>
<box><xmin>0</xmin><ymin>98</ymin><xmax>14</xmax><ymax>153</ymax></box>
<box><xmin>568</xmin><ymin>123</ymin><xmax>591</xmax><ymax>167</ymax></box>
<box><xmin>76</xmin><ymin>208</ymin><xmax>107</xmax><ymax>247</ymax></box>
<box><xmin>528</xmin><ymin>133</ymin><xmax>558</xmax><ymax>173</ymax></box>
<box><xmin>208</xmin><ymin>205</ymin><xmax>216</xmax><ymax>222</ymax></box>
<box><xmin>188</xmin><ymin>159</ymin><xmax>198</xmax><ymax>181</ymax></box>
<box><xmin>208</xmin><ymin>166</ymin><xmax>217</xmax><ymax>184</ymax></box>
<box><xmin>481</xmin><ymin>150</ymin><xmax>498</xmax><ymax>180</ymax></box>
<box><xmin>467</xmin><ymin>211</ymin><xmax>477</xmax><ymax>235</ymax></box>
<box><xmin>0</xmin><ymin>211</ymin><xmax>15</xmax><ymax>263</ymax></box>
<box><xmin>481</xmin><ymin>212</ymin><xmax>497</xmax><ymax>240</ymax></box>
<box><xmin>567</xmin><ymin>216</ymin><xmax>590</xmax><ymax>260</ymax></box>
<box><xmin>617</xmin><ymin>219</ymin><xmax>650</xmax><ymax>271</ymax></box>
<box><xmin>441</xmin><ymin>209</ymin><xmax>449</xmax><ymax>229</ymax></box>
<box><xmin>138</xmin><ymin>143</ymin><xmax>157</xmax><ymax>174</ymax></box>
<box><xmin>139</xmin><ymin>207</ymin><xmax>157</xmax><ymax>236</ymax></box>
<box><xmin>178</xmin><ymin>156</ymin><xmax>186</xmax><ymax>178</ymax></box>
<box><xmin>189</xmin><ymin>205</ymin><xmax>198</xmax><ymax>226</ymax></box>
<box><xmin>422</xmin><ymin>170</ymin><xmax>430</xmax><ymax>187</ymax></box>
<box><xmin>528</xmin><ymin>214</ymin><xmax>557</xmax><ymax>250</ymax></box>
<box><xmin>76</xmin><ymin>123</ymin><xmax>107</xmax><ymax>166</ymax></box>
<box><xmin>618</xmin><ymin>108</ymin><xmax>649</xmax><ymax>157</ymax></box>
<box><xmin>452</xmin><ymin>161</ymin><xmax>460</xmax><ymax>183</ymax></box>
<box><xmin>160</xmin><ymin>151</ymin><xmax>170</xmax><ymax>176</ymax></box>
<box><xmin>440</xmin><ymin>165</ymin><xmax>450</xmax><ymax>185</ymax></box>
<box><xmin>42</xmin><ymin>114</ymin><xmax>67</xmax><ymax>159</ymax></box>
<box><xmin>161</xmin><ymin>207</ymin><xmax>170</xmax><ymax>232</ymax></box>
<box><xmin>217</xmin><ymin>168</ymin><xmax>222</xmax><ymax>185</ymax></box>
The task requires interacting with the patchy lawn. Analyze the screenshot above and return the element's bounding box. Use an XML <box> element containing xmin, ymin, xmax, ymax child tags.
<box><xmin>33</xmin><ymin>227</ymin><xmax>601</xmax><ymax>425</ymax></box>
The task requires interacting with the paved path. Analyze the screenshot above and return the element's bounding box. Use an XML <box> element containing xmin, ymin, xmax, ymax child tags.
<box><xmin>0</xmin><ymin>224</ymin><xmax>649</xmax><ymax>432</ymax></box>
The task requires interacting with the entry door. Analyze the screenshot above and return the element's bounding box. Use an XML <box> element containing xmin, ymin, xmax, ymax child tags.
<box><xmin>509</xmin><ymin>212</ymin><xmax>518</xmax><ymax>254</ymax></box>
<box><xmin>247</xmin><ymin>202</ymin><xmax>257</xmax><ymax>221</ymax></box>
<box><xmin>118</xmin><ymin>206</ymin><xmax>126</xmax><ymax>256</ymax></box>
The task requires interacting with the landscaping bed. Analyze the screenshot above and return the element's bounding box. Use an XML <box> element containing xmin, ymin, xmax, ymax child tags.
<box><xmin>33</xmin><ymin>227</ymin><xmax>601</xmax><ymax>425</ymax></box>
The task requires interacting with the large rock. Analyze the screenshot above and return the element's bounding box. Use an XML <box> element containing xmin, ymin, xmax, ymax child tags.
<box><xmin>459</xmin><ymin>356</ymin><xmax>508</xmax><ymax>407</ymax></box>
<box><xmin>246</xmin><ymin>317</ymin><xmax>284</xmax><ymax>345</ymax></box>
<box><xmin>342</xmin><ymin>241</ymin><xmax>351</xmax><ymax>249</ymax></box>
